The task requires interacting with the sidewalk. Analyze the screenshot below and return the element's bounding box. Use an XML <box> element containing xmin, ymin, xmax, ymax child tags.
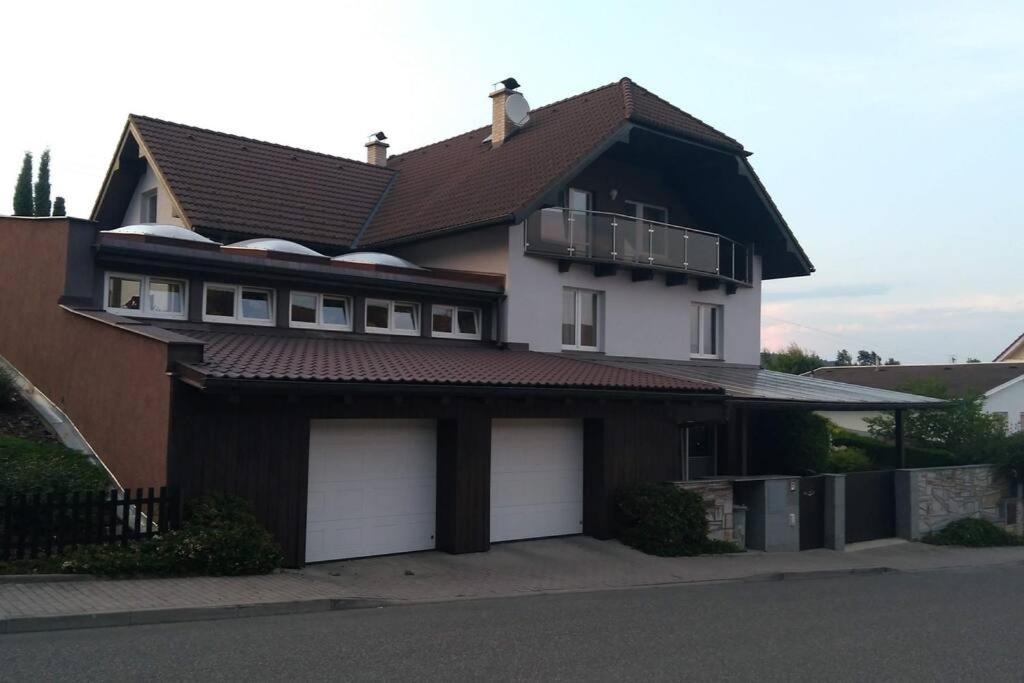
<box><xmin>3</xmin><ymin>538</ymin><xmax>1023</xmax><ymax>634</ymax></box>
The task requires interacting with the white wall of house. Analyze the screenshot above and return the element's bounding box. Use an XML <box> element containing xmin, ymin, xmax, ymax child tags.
<box><xmin>984</xmin><ymin>376</ymin><xmax>1024</xmax><ymax>433</ymax></box>
<box><xmin>120</xmin><ymin>161</ymin><xmax>185</xmax><ymax>227</ymax></box>
<box><xmin>818</xmin><ymin>410</ymin><xmax>878</xmax><ymax>434</ymax></box>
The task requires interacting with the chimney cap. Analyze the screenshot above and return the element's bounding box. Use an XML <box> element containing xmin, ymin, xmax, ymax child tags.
<box><xmin>495</xmin><ymin>77</ymin><xmax>521</xmax><ymax>91</ymax></box>
<box><xmin>366</xmin><ymin>131</ymin><xmax>388</xmax><ymax>144</ymax></box>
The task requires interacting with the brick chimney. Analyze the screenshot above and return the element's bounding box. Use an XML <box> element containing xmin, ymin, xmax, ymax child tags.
<box><xmin>489</xmin><ymin>77</ymin><xmax>526</xmax><ymax>148</ymax></box>
<box><xmin>365</xmin><ymin>132</ymin><xmax>389</xmax><ymax>167</ymax></box>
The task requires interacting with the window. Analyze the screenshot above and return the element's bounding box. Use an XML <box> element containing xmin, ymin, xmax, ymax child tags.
<box><xmin>624</xmin><ymin>201</ymin><xmax>669</xmax><ymax>260</ymax></box>
<box><xmin>562</xmin><ymin>288</ymin><xmax>601</xmax><ymax>351</ymax></box>
<box><xmin>289</xmin><ymin>292</ymin><xmax>352</xmax><ymax>330</ymax></box>
<box><xmin>431</xmin><ymin>305</ymin><xmax>481</xmax><ymax>339</ymax></box>
<box><xmin>140</xmin><ymin>189</ymin><xmax>158</xmax><ymax>223</ymax></box>
<box><xmin>683</xmin><ymin>425</ymin><xmax>718</xmax><ymax>480</ymax></box>
<box><xmin>105</xmin><ymin>273</ymin><xmax>186</xmax><ymax>319</ymax></box>
<box><xmin>690</xmin><ymin>303</ymin><xmax>723</xmax><ymax>359</ymax></box>
<box><xmin>203</xmin><ymin>283</ymin><xmax>274</xmax><ymax>325</ymax></box>
<box><xmin>364</xmin><ymin>299</ymin><xmax>420</xmax><ymax>336</ymax></box>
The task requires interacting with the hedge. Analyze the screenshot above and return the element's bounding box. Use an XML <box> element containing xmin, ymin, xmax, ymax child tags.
<box><xmin>831</xmin><ymin>430</ymin><xmax>956</xmax><ymax>469</ymax></box>
<box><xmin>615</xmin><ymin>483</ymin><xmax>741</xmax><ymax>556</ymax></box>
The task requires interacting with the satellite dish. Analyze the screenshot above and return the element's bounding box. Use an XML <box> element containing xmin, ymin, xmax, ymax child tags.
<box><xmin>505</xmin><ymin>92</ymin><xmax>531</xmax><ymax>126</ymax></box>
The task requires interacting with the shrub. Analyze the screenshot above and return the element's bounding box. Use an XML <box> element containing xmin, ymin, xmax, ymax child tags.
<box><xmin>830</xmin><ymin>430</ymin><xmax>956</xmax><ymax>469</ymax></box>
<box><xmin>61</xmin><ymin>494</ymin><xmax>283</xmax><ymax>577</ymax></box>
<box><xmin>750</xmin><ymin>410</ymin><xmax>830</xmax><ymax>475</ymax></box>
<box><xmin>615</xmin><ymin>483</ymin><xmax>739</xmax><ymax>556</ymax></box>
<box><xmin>0</xmin><ymin>435</ymin><xmax>110</xmax><ymax>498</ymax></box>
<box><xmin>823</xmin><ymin>447</ymin><xmax>874</xmax><ymax>473</ymax></box>
<box><xmin>921</xmin><ymin>518</ymin><xmax>1023</xmax><ymax>547</ymax></box>
<box><xmin>0</xmin><ymin>368</ymin><xmax>17</xmax><ymax>411</ymax></box>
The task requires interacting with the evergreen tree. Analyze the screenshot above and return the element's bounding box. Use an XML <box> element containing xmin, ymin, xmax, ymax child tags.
<box><xmin>33</xmin><ymin>149</ymin><xmax>51</xmax><ymax>217</ymax></box>
<box><xmin>835</xmin><ymin>349</ymin><xmax>853</xmax><ymax>366</ymax></box>
<box><xmin>52</xmin><ymin>196</ymin><xmax>66</xmax><ymax>216</ymax></box>
<box><xmin>12</xmin><ymin>152</ymin><xmax>33</xmax><ymax>216</ymax></box>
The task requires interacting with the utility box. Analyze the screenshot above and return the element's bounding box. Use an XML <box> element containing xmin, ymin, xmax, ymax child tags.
<box><xmin>732</xmin><ymin>476</ymin><xmax>800</xmax><ymax>552</ymax></box>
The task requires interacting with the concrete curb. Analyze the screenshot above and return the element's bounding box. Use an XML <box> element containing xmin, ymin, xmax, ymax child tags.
<box><xmin>0</xmin><ymin>598</ymin><xmax>385</xmax><ymax>634</ymax></box>
<box><xmin>0</xmin><ymin>574</ymin><xmax>96</xmax><ymax>585</ymax></box>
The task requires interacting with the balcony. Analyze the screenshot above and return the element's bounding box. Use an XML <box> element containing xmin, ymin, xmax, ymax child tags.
<box><xmin>524</xmin><ymin>208</ymin><xmax>752</xmax><ymax>287</ymax></box>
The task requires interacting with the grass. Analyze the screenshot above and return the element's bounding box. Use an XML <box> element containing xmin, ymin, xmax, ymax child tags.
<box><xmin>0</xmin><ymin>434</ymin><xmax>110</xmax><ymax>498</ymax></box>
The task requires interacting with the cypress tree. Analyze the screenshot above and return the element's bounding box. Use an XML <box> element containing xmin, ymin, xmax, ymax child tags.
<box><xmin>33</xmin><ymin>148</ymin><xmax>51</xmax><ymax>217</ymax></box>
<box><xmin>12</xmin><ymin>152</ymin><xmax>33</xmax><ymax>216</ymax></box>
<box><xmin>52</xmin><ymin>196</ymin><xmax>66</xmax><ymax>216</ymax></box>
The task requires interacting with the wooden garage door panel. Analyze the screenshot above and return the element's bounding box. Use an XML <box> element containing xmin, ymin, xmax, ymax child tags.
<box><xmin>490</xmin><ymin>419</ymin><xmax>584</xmax><ymax>543</ymax></box>
<box><xmin>306</xmin><ymin>419</ymin><xmax>436</xmax><ymax>562</ymax></box>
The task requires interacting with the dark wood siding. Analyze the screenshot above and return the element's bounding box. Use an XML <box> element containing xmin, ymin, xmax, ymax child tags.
<box><xmin>436</xmin><ymin>401</ymin><xmax>491</xmax><ymax>554</ymax></box>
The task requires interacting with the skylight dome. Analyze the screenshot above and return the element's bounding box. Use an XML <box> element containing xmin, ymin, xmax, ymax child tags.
<box><xmin>332</xmin><ymin>252</ymin><xmax>424</xmax><ymax>270</ymax></box>
<box><xmin>226</xmin><ymin>238</ymin><xmax>325</xmax><ymax>258</ymax></box>
<box><xmin>103</xmin><ymin>224</ymin><xmax>218</xmax><ymax>244</ymax></box>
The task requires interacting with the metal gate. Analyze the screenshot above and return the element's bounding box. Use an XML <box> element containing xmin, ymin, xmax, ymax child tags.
<box><xmin>845</xmin><ymin>470</ymin><xmax>896</xmax><ymax>543</ymax></box>
<box><xmin>799</xmin><ymin>476</ymin><xmax>825</xmax><ymax>550</ymax></box>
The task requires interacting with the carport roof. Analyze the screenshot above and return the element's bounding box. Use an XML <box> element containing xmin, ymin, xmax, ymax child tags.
<box><xmin>592</xmin><ymin>360</ymin><xmax>945</xmax><ymax>409</ymax></box>
<box><xmin>172</xmin><ymin>329</ymin><xmax>722</xmax><ymax>395</ymax></box>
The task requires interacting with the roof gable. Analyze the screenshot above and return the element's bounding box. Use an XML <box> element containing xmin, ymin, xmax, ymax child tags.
<box><xmin>995</xmin><ymin>333</ymin><xmax>1024</xmax><ymax>361</ymax></box>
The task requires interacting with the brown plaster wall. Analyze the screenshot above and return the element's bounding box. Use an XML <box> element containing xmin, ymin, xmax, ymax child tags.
<box><xmin>0</xmin><ymin>217</ymin><xmax>173</xmax><ymax>488</ymax></box>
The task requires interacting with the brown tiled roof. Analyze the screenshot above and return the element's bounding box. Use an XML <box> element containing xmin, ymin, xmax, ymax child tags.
<box><xmin>177</xmin><ymin>329</ymin><xmax>721</xmax><ymax>393</ymax></box>
<box><xmin>361</xmin><ymin>78</ymin><xmax>743</xmax><ymax>246</ymax></box>
<box><xmin>809</xmin><ymin>363</ymin><xmax>1024</xmax><ymax>397</ymax></box>
<box><xmin>123</xmin><ymin>78</ymin><xmax>745</xmax><ymax>251</ymax></box>
<box><xmin>130</xmin><ymin>115</ymin><xmax>395</xmax><ymax>248</ymax></box>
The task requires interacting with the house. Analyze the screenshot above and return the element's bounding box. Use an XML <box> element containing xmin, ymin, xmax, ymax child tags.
<box><xmin>811</xmin><ymin>363</ymin><xmax>1024</xmax><ymax>434</ymax></box>
<box><xmin>0</xmin><ymin>78</ymin><xmax>939</xmax><ymax>566</ymax></box>
<box><xmin>995</xmin><ymin>333</ymin><xmax>1024</xmax><ymax>362</ymax></box>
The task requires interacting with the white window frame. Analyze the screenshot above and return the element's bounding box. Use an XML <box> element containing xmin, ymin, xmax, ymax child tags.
<box><xmin>202</xmin><ymin>282</ymin><xmax>275</xmax><ymax>326</ymax></box>
<box><xmin>431</xmin><ymin>305</ymin><xmax>482</xmax><ymax>340</ymax></box>
<box><xmin>104</xmin><ymin>272</ymin><xmax>187</xmax><ymax>320</ymax></box>
<box><xmin>140</xmin><ymin>189</ymin><xmax>158</xmax><ymax>223</ymax></box>
<box><xmin>364</xmin><ymin>298</ymin><xmax>420</xmax><ymax>336</ymax></box>
<box><xmin>690</xmin><ymin>302</ymin><xmax>723</xmax><ymax>360</ymax></box>
<box><xmin>562</xmin><ymin>287</ymin><xmax>602</xmax><ymax>352</ymax></box>
<box><xmin>625</xmin><ymin>200</ymin><xmax>670</xmax><ymax>259</ymax></box>
<box><xmin>288</xmin><ymin>291</ymin><xmax>353</xmax><ymax>331</ymax></box>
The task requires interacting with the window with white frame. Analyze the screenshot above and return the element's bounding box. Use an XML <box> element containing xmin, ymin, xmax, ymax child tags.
<box><xmin>140</xmin><ymin>189</ymin><xmax>158</xmax><ymax>223</ymax></box>
<box><xmin>690</xmin><ymin>303</ymin><xmax>723</xmax><ymax>359</ymax></box>
<box><xmin>431</xmin><ymin>305</ymin><xmax>481</xmax><ymax>339</ymax></box>
<box><xmin>203</xmin><ymin>283</ymin><xmax>274</xmax><ymax>325</ymax></box>
<box><xmin>105</xmin><ymin>273</ymin><xmax>187</xmax><ymax>320</ymax></box>
<box><xmin>289</xmin><ymin>292</ymin><xmax>352</xmax><ymax>330</ymax></box>
<box><xmin>562</xmin><ymin>288</ymin><xmax>601</xmax><ymax>351</ymax></box>
<box><xmin>364</xmin><ymin>299</ymin><xmax>420</xmax><ymax>336</ymax></box>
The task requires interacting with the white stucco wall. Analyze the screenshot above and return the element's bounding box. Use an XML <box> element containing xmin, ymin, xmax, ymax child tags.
<box><xmin>120</xmin><ymin>161</ymin><xmax>185</xmax><ymax>227</ymax></box>
<box><xmin>984</xmin><ymin>377</ymin><xmax>1024</xmax><ymax>433</ymax></box>
<box><xmin>504</xmin><ymin>222</ymin><xmax>762</xmax><ymax>364</ymax></box>
<box><xmin>389</xmin><ymin>224</ymin><xmax>509</xmax><ymax>274</ymax></box>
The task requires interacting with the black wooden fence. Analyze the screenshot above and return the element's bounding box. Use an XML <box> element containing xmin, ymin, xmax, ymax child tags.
<box><xmin>0</xmin><ymin>487</ymin><xmax>181</xmax><ymax>560</ymax></box>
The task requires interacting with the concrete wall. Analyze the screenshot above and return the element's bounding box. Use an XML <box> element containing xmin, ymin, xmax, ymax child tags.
<box><xmin>0</xmin><ymin>217</ymin><xmax>175</xmax><ymax>489</ymax></box>
<box><xmin>120</xmin><ymin>161</ymin><xmax>185</xmax><ymax>227</ymax></box>
<box><xmin>505</xmin><ymin>222</ymin><xmax>762</xmax><ymax>364</ymax></box>
<box><xmin>896</xmin><ymin>465</ymin><xmax>1017</xmax><ymax>539</ymax></box>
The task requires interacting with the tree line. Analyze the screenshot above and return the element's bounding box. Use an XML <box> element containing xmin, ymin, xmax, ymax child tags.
<box><xmin>760</xmin><ymin>344</ymin><xmax>901</xmax><ymax>375</ymax></box>
<box><xmin>12</xmin><ymin>150</ymin><xmax>65</xmax><ymax>217</ymax></box>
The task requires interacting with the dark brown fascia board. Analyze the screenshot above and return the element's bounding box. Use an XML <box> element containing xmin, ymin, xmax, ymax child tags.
<box><xmin>89</xmin><ymin>119</ymin><xmax>135</xmax><ymax>222</ymax></box>
<box><xmin>94</xmin><ymin>240</ymin><xmax>505</xmax><ymax>299</ymax></box>
<box><xmin>173</xmin><ymin>369</ymin><xmax>725</xmax><ymax>401</ymax></box>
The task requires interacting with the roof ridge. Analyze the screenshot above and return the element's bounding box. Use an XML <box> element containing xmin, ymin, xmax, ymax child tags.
<box><xmin>128</xmin><ymin>114</ymin><xmax>396</xmax><ymax>174</ymax></box>
<box><xmin>388</xmin><ymin>80</ymin><xmax>625</xmax><ymax>163</ymax></box>
<box><xmin>619</xmin><ymin>76</ymin><xmax>636</xmax><ymax>118</ymax></box>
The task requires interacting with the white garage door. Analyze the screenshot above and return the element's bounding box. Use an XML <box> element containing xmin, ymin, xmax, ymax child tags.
<box><xmin>490</xmin><ymin>419</ymin><xmax>584</xmax><ymax>543</ymax></box>
<box><xmin>305</xmin><ymin>419</ymin><xmax>436</xmax><ymax>563</ymax></box>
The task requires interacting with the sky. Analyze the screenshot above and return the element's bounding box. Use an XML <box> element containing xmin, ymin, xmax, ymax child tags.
<box><xmin>2</xmin><ymin>1</ymin><xmax>1021</xmax><ymax>364</ymax></box>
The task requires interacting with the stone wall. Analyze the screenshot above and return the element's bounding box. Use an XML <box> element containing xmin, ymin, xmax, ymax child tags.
<box><xmin>675</xmin><ymin>480</ymin><xmax>736</xmax><ymax>542</ymax></box>
<box><xmin>913</xmin><ymin>465</ymin><xmax>1015</xmax><ymax>535</ymax></box>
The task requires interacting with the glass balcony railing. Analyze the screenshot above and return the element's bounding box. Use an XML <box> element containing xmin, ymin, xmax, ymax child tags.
<box><xmin>524</xmin><ymin>208</ymin><xmax>752</xmax><ymax>285</ymax></box>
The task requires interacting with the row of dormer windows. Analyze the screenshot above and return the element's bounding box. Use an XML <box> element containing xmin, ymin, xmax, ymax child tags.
<box><xmin>104</xmin><ymin>272</ymin><xmax>483</xmax><ymax>340</ymax></box>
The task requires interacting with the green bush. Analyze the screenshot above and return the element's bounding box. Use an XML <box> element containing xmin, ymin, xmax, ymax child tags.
<box><xmin>750</xmin><ymin>410</ymin><xmax>830</xmax><ymax>475</ymax></box>
<box><xmin>830</xmin><ymin>430</ymin><xmax>956</xmax><ymax>469</ymax></box>
<box><xmin>921</xmin><ymin>518</ymin><xmax>1023</xmax><ymax>547</ymax></box>
<box><xmin>615</xmin><ymin>483</ymin><xmax>740</xmax><ymax>556</ymax></box>
<box><xmin>61</xmin><ymin>494</ymin><xmax>283</xmax><ymax>577</ymax></box>
<box><xmin>0</xmin><ymin>368</ymin><xmax>17</xmax><ymax>411</ymax></box>
<box><xmin>0</xmin><ymin>435</ymin><xmax>110</xmax><ymax>498</ymax></box>
<box><xmin>823</xmin><ymin>447</ymin><xmax>874</xmax><ymax>473</ymax></box>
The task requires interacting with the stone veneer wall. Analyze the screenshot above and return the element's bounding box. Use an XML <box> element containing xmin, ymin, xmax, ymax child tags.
<box><xmin>675</xmin><ymin>481</ymin><xmax>735</xmax><ymax>542</ymax></box>
<box><xmin>914</xmin><ymin>465</ymin><xmax>1014</xmax><ymax>535</ymax></box>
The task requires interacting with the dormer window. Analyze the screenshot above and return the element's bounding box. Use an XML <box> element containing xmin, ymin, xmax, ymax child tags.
<box><xmin>289</xmin><ymin>292</ymin><xmax>353</xmax><ymax>331</ymax></box>
<box><xmin>141</xmin><ymin>189</ymin><xmax>158</xmax><ymax>223</ymax></box>
<box><xmin>431</xmin><ymin>305</ymin><xmax>481</xmax><ymax>339</ymax></box>
<box><xmin>365</xmin><ymin>299</ymin><xmax>420</xmax><ymax>336</ymax></box>
<box><xmin>203</xmin><ymin>283</ymin><xmax>275</xmax><ymax>326</ymax></box>
<box><xmin>105</xmin><ymin>272</ymin><xmax>186</xmax><ymax>320</ymax></box>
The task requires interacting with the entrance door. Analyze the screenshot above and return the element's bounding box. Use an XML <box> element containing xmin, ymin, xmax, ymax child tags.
<box><xmin>799</xmin><ymin>476</ymin><xmax>825</xmax><ymax>550</ymax></box>
<box><xmin>845</xmin><ymin>470</ymin><xmax>896</xmax><ymax>543</ymax></box>
<box><xmin>683</xmin><ymin>425</ymin><xmax>718</xmax><ymax>480</ymax></box>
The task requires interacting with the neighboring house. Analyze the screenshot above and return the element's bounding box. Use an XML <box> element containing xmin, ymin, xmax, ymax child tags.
<box><xmin>0</xmin><ymin>78</ymin><xmax>938</xmax><ymax>566</ymax></box>
<box><xmin>811</xmin><ymin>363</ymin><xmax>1024</xmax><ymax>434</ymax></box>
<box><xmin>995</xmin><ymin>333</ymin><xmax>1024</xmax><ymax>362</ymax></box>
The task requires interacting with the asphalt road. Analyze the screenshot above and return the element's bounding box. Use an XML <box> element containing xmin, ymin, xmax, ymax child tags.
<box><xmin>3</xmin><ymin>563</ymin><xmax>1023</xmax><ymax>682</ymax></box>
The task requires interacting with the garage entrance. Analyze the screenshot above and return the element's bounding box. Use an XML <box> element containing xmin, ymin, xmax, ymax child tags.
<box><xmin>305</xmin><ymin>419</ymin><xmax>437</xmax><ymax>563</ymax></box>
<box><xmin>490</xmin><ymin>419</ymin><xmax>584</xmax><ymax>543</ymax></box>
